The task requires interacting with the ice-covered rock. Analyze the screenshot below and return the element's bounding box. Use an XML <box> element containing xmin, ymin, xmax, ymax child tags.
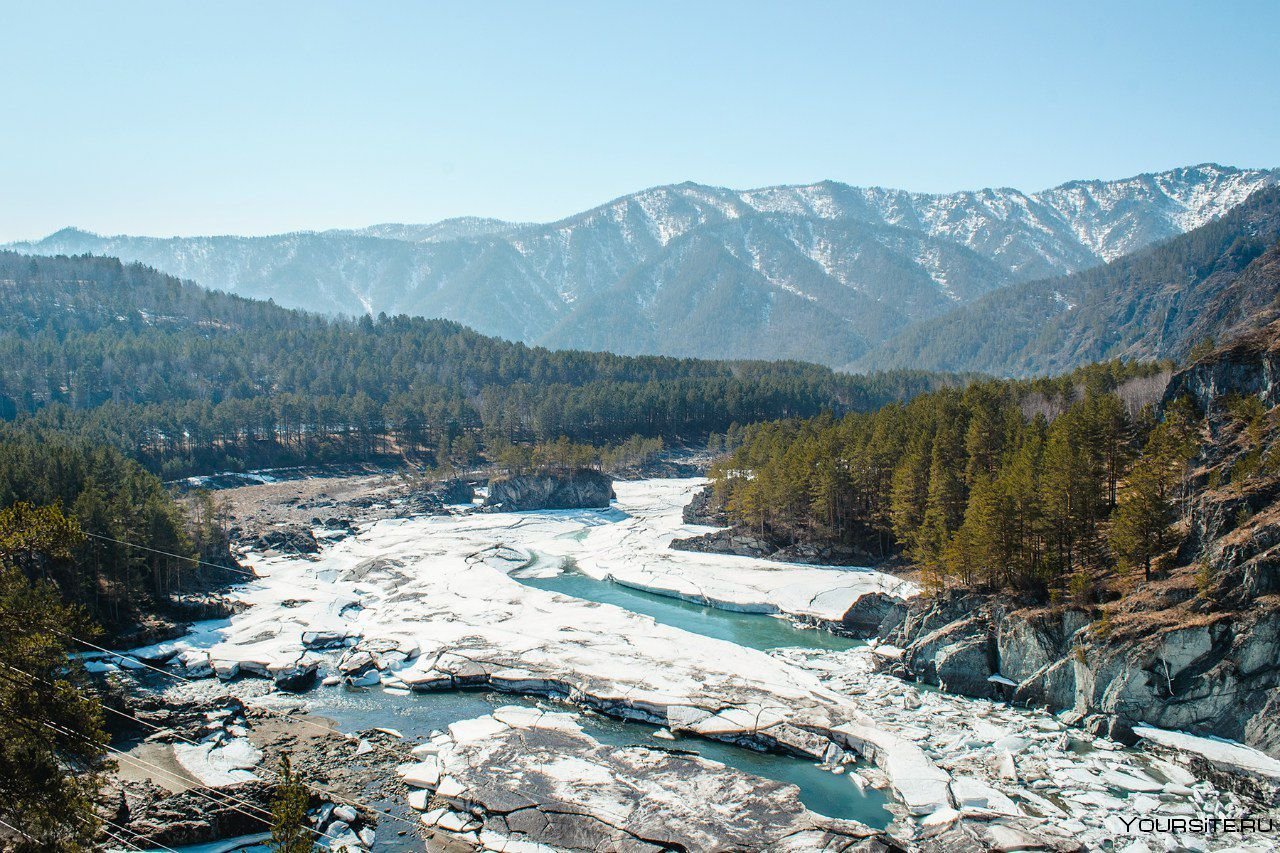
<box><xmin>833</xmin><ymin>721</ymin><xmax>951</xmax><ymax>815</ymax></box>
<box><xmin>483</xmin><ymin>469</ymin><xmax>613</xmax><ymax>512</ymax></box>
<box><xmin>415</xmin><ymin>707</ymin><xmax>897</xmax><ymax>850</ymax></box>
<box><xmin>173</xmin><ymin>738</ymin><xmax>262</xmax><ymax>787</ymax></box>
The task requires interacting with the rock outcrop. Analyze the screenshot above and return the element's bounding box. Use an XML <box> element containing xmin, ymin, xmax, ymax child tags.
<box><xmin>407</xmin><ymin>706</ymin><xmax>905</xmax><ymax>852</ymax></box>
<box><xmin>670</xmin><ymin>526</ymin><xmax>776</xmax><ymax>559</ymax></box>
<box><xmin>431</xmin><ymin>478</ymin><xmax>475</xmax><ymax>505</ymax></box>
<box><xmin>482</xmin><ymin>469</ymin><xmax>614</xmax><ymax>511</ymax></box>
<box><xmin>671</xmin><ymin>526</ymin><xmax>881</xmax><ymax>567</ymax></box>
<box><xmin>245</xmin><ymin>524</ymin><xmax>319</xmax><ymax>555</ymax></box>
<box><xmin>881</xmin><ymin>590</ymin><xmax>1280</xmax><ymax>752</ymax></box>
<box><xmin>1162</xmin><ymin>318</ymin><xmax>1280</xmax><ymax>412</ymax></box>
<box><xmin>109</xmin><ymin>779</ymin><xmax>275</xmax><ymax>847</ymax></box>
<box><xmin>681</xmin><ymin>483</ymin><xmax>728</xmax><ymax>525</ymax></box>
<box><xmin>839</xmin><ymin>592</ymin><xmax>909</xmax><ymax>638</ymax></box>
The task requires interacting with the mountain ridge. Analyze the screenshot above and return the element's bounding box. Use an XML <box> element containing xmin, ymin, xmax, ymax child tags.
<box><xmin>857</xmin><ymin>185</ymin><xmax>1280</xmax><ymax>376</ymax></box>
<box><xmin>11</xmin><ymin>163</ymin><xmax>1277</xmax><ymax>366</ymax></box>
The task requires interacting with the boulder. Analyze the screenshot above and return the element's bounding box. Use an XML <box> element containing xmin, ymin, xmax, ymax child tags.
<box><xmin>935</xmin><ymin>636</ymin><xmax>997</xmax><ymax>698</ymax></box>
<box><xmin>271</xmin><ymin>658</ymin><xmax>319</xmax><ymax>692</ymax></box>
<box><xmin>670</xmin><ymin>527</ymin><xmax>776</xmax><ymax>559</ymax></box>
<box><xmin>248</xmin><ymin>525</ymin><xmax>319</xmax><ymax>555</ymax></box>
<box><xmin>432</xmin><ymin>478</ymin><xmax>476</xmax><ymax>505</ymax></box>
<box><xmin>902</xmin><ymin>615</ymin><xmax>988</xmax><ymax>687</ymax></box>
<box><xmin>681</xmin><ymin>484</ymin><xmax>728</xmax><ymax>526</ymax></box>
<box><xmin>841</xmin><ymin>592</ymin><xmax>909</xmax><ymax>638</ymax></box>
<box><xmin>483</xmin><ymin>469</ymin><xmax>614</xmax><ymax>512</ymax></box>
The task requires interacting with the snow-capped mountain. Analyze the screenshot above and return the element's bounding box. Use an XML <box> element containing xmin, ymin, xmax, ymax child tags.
<box><xmin>12</xmin><ymin>164</ymin><xmax>1276</xmax><ymax>365</ymax></box>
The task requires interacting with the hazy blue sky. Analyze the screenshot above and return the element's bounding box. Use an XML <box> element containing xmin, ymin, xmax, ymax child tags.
<box><xmin>2</xmin><ymin>1</ymin><xmax>1277</xmax><ymax>241</ymax></box>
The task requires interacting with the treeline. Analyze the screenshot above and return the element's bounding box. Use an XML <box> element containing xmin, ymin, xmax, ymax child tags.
<box><xmin>0</xmin><ymin>424</ymin><xmax>220</xmax><ymax>631</ymax></box>
<box><xmin>491</xmin><ymin>435</ymin><xmax>666</xmax><ymax>475</ymax></box>
<box><xmin>710</xmin><ymin>361</ymin><xmax>1193</xmax><ymax>601</ymax></box>
<box><xmin>0</xmin><ymin>252</ymin><xmax>955</xmax><ymax>477</ymax></box>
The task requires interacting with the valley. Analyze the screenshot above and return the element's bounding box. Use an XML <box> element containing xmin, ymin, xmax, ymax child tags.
<box><xmin>92</xmin><ymin>478</ymin><xmax>1277</xmax><ymax>852</ymax></box>
<box><xmin>5</xmin><ymin>7</ymin><xmax>1279</xmax><ymax>851</ymax></box>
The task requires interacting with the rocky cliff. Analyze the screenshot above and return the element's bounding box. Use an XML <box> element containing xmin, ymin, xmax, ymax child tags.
<box><xmin>483</xmin><ymin>469</ymin><xmax>615</xmax><ymax>512</ymax></box>
<box><xmin>674</xmin><ymin>485</ymin><xmax>885</xmax><ymax>565</ymax></box>
<box><xmin>877</xmin><ymin>592</ymin><xmax>1280</xmax><ymax>751</ymax></box>
<box><xmin>881</xmin><ymin>327</ymin><xmax>1280</xmax><ymax>755</ymax></box>
<box><xmin>1162</xmin><ymin>317</ymin><xmax>1280</xmax><ymax>411</ymax></box>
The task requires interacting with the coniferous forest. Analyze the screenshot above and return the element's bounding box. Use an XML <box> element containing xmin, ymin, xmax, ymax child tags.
<box><xmin>709</xmin><ymin>361</ymin><xmax>1201</xmax><ymax>601</ymax></box>
<box><xmin>0</xmin><ymin>252</ymin><xmax>955</xmax><ymax>478</ymax></box>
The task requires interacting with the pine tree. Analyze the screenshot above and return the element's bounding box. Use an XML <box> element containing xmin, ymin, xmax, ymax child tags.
<box><xmin>0</xmin><ymin>503</ymin><xmax>108</xmax><ymax>851</ymax></box>
<box><xmin>1109</xmin><ymin>461</ymin><xmax>1170</xmax><ymax>581</ymax></box>
<box><xmin>269</xmin><ymin>753</ymin><xmax>315</xmax><ymax>853</ymax></box>
<box><xmin>1109</xmin><ymin>398</ymin><xmax>1200</xmax><ymax>581</ymax></box>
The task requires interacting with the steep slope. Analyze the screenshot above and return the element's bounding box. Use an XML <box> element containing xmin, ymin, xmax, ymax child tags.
<box><xmin>0</xmin><ymin>251</ymin><xmax>956</xmax><ymax>476</ymax></box>
<box><xmin>886</xmin><ymin>323</ymin><xmax>1280</xmax><ymax>755</ymax></box>
<box><xmin>860</xmin><ymin>186</ymin><xmax>1280</xmax><ymax>376</ymax></box>
<box><xmin>540</xmin><ymin>215</ymin><xmax>1010</xmax><ymax>363</ymax></box>
<box><xmin>12</xmin><ymin>164</ymin><xmax>1276</xmax><ymax>365</ymax></box>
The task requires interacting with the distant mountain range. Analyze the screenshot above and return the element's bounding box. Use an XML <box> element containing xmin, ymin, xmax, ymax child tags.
<box><xmin>10</xmin><ymin>163</ymin><xmax>1277</xmax><ymax>367</ymax></box>
<box><xmin>857</xmin><ymin>185</ymin><xmax>1280</xmax><ymax>376</ymax></box>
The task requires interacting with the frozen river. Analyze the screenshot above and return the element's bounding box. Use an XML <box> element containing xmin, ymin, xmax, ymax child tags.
<box><xmin>125</xmin><ymin>478</ymin><xmax>1277</xmax><ymax>852</ymax></box>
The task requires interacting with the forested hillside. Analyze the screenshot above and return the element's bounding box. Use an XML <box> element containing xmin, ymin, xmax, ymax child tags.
<box><xmin>710</xmin><ymin>360</ymin><xmax>1185</xmax><ymax>600</ymax></box>
<box><xmin>860</xmin><ymin>186</ymin><xmax>1280</xmax><ymax>376</ymax></box>
<box><xmin>0</xmin><ymin>424</ymin><xmax>227</xmax><ymax>635</ymax></box>
<box><xmin>0</xmin><ymin>252</ymin><xmax>953</xmax><ymax>477</ymax></box>
<box><xmin>13</xmin><ymin>164</ymin><xmax>1273</xmax><ymax>366</ymax></box>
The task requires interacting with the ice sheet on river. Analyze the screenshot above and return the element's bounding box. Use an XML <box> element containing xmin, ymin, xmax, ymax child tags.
<box><xmin>134</xmin><ymin>478</ymin><xmax>1276</xmax><ymax>850</ymax></box>
<box><xmin>163</xmin><ymin>480</ymin><xmax>938</xmax><ymax>817</ymax></box>
<box><xmin>533</xmin><ymin>478</ymin><xmax>917</xmax><ymax>621</ymax></box>
<box><xmin>406</xmin><ymin>705</ymin><xmax>895</xmax><ymax>851</ymax></box>
<box><xmin>207</xmin><ymin>496</ymin><xmax>864</xmax><ymax>738</ymax></box>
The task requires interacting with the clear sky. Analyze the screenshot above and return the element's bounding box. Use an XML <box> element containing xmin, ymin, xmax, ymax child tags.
<box><xmin>2</xmin><ymin>1</ymin><xmax>1277</xmax><ymax>241</ymax></box>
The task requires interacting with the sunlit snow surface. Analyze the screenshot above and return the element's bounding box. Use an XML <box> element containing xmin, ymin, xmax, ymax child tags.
<box><xmin>205</xmin><ymin>478</ymin><xmax>892</xmax><ymax>713</ymax></box>
<box><xmin>137</xmin><ymin>478</ymin><xmax>1279</xmax><ymax>851</ymax></box>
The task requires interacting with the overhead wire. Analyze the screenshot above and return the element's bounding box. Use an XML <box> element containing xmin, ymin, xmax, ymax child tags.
<box><xmin>0</xmin><ymin>661</ymin><xmax>395</xmax><ymax>842</ymax></box>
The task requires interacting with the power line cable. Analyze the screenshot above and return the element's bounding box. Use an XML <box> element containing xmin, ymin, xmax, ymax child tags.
<box><xmin>0</xmin><ymin>816</ymin><xmax>38</xmax><ymax>845</ymax></box>
<box><xmin>39</xmin><ymin>720</ymin><xmax>274</xmax><ymax>850</ymax></box>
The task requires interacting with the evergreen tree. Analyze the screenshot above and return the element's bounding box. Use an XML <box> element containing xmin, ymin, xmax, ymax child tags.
<box><xmin>0</xmin><ymin>503</ymin><xmax>108</xmax><ymax>851</ymax></box>
<box><xmin>269</xmin><ymin>753</ymin><xmax>315</xmax><ymax>853</ymax></box>
<box><xmin>1110</xmin><ymin>397</ymin><xmax>1200</xmax><ymax>580</ymax></box>
<box><xmin>1109</xmin><ymin>461</ymin><xmax>1171</xmax><ymax>581</ymax></box>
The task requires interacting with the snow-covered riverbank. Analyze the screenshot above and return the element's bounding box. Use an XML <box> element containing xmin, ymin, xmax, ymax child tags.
<box><xmin>527</xmin><ymin>478</ymin><xmax>916</xmax><ymax>622</ymax></box>
<box><xmin>120</xmin><ymin>478</ymin><xmax>1279</xmax><ymax>851</ymax></box>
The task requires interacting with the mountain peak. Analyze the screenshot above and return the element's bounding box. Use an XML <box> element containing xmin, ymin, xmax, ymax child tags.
<box><xmin>40</xmin><ymin>226</ymin><xmax>98</xmax><ymax>244</ymax></box>
<box><xmin>4</xmin><ymin>164</ymin><xmax>1276</xmax><ymax>368</ymax></box>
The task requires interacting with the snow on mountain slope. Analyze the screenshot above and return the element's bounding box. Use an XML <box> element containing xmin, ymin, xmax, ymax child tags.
<box><xmin>11</xmin><ymin>164</ymin><xmax>1276</xmax><ymax>366</ymax></box>
<box><xmin>330</xmin><ymin>217</ymin><xmax>529</xmax><ymax>243</ymax></box>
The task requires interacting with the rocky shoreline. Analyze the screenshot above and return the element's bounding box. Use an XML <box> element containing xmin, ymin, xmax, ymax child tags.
<box><xmin>86</xmin><ymin>475</ymin><xmax>1280</xmax><ymax>852</ymax></box>
<box><xmin>672</xmin><ymin>485</ymin><xmax>885</xmax><ymax>567</ymax></box>
<box><xmin>869</xmin><ymin>587</ymin><xmax>1280</xmax><ymax>774</ymax></box>
<box><xmin>98</xmin><ymin>682</ymin><xmax>391</xmax><ymax>849</ymax></box>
